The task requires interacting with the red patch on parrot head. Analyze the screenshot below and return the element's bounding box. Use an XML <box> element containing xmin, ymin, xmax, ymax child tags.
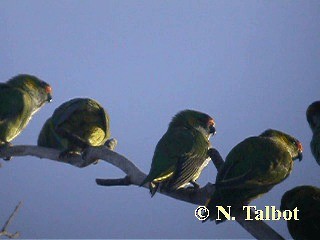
<box><xmin>208</xmin><ymin>118</ymin><xmax>216</xmax><ymax>135</ymax></box>
<box><xmin>297</xmin><ymin>141</ymin><xmax>303</xmax><ymax>152</ymax></box>
<box><xmin>208</xmin><ymin>118</ymin><xmax>215</xmax><ymax>126</ymax></box>
<box><xmin>45</xmin><ymin>85</ymin><xmax>52</xmax><ymax>94</ymax></box>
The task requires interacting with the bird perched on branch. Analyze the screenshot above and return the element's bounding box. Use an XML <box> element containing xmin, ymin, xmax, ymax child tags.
<box><xmin>37</xmin><ymin>98</ymin><xmax>110</xmax><ymax>159</ymax></box>
<box><xmin>204</xmin><ymin>129</ymin><xmax>303</xmax><ymax>223</ymax></box>
<box><xmin>140</xmin><ymin>109</ymin><xmax>216</xmax><ymax>196</ymax></box>
<box><xmin>281</xmin><ymin>185</ymin><xmax>320</xmax><ymax>239</ymax></box>
<box><xmin>306</xmin><ymin>101</ymin><xmax>320</xmax><ymax>165</ymax></box>
<box><xmin>0</xmin><ymin>74</ymin><xmax>52</xmax><ymax>160</ymax></box>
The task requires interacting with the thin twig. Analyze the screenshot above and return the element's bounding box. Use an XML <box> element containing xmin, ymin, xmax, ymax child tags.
<box><xmin>0</xmin><ymin>201</ymin><xmax>22</xmax><ymax>239</ymax></box>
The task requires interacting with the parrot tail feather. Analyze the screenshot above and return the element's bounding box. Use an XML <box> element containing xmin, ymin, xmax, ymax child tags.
<box><xmin>150</xmin><ymin>182</ymin><xmax>159</xmax><ymax>197</ymax></box>
<box><xmin>203</xmin><ymin>191</ymin><xmax>234</xmax><ymax>224</ymax></box>
<box><xmin>139</xmin><ymin>176</ymin><xmax>159</xmax><ymax>197</ymax></box>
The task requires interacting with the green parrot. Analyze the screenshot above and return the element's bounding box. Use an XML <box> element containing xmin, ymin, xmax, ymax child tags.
<box><xmin>306</xmin><ymin>101</ymin><xmax>320</xmax><ymax>165</ymax></box>
<box><xmin>0</xmin><ymin>74</ymin><xmax>52</xmax><ymax>160</ymax></box>
<box><xmin>204</xmin><ymin>129</ymin><xmax>303</xmax><ymax>223</ymax></box>
<box><xmin>37</xmin><ymin>98</ymin><xmax>110</xmax><ymax>158</ymax></box>
<box><xmin>280</xmin><ymin>185</ymin><xmax>320</xmax><ymax>240</ymax></box>
<box><xmin>140</xmin><ymin>109</ymin><xmax>216</xmax><ymax>196</ymax></box>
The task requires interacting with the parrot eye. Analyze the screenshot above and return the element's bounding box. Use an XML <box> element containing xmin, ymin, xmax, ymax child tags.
<box><xmin>45</xmin><ymin>85</ymin><xmax>52</xmax><ymax>94</ymax></box>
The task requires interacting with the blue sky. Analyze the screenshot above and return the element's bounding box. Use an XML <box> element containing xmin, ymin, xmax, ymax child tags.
<box><xmin>1</xmin><ymin>1</ymin><xmax>319</xmax><ymax>238</ymax></box>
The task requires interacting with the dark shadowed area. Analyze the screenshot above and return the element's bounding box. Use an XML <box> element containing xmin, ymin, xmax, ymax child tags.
<box><xmin>1</xmin><ymin>1</ymin><xmax>319</xmax><ymax>238</ymax></box>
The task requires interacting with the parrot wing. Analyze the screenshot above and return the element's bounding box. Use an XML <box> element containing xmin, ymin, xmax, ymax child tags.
<box><xmin>51</xmin><ymin>98</ymin><xmax>84</xmax><ymax>127</ymax></box>
<box><xmin>52</xmin><ymin>98</ymin><xmax>109</xmax><ymax>139</ymax></box>
<box><xmin>0</xmin><ymin>84</ymin><xmax>24</xmax><ymax>122</ymax></box>
<box><xmin>217</xmin><ymin>136</ymin><xmax>291</xmax><ymax>188</ymax></box>
<box><xmin>140</xmin><ymin>127</ymin><xmax>195</xmax><ymax>186</ymax></box>
<box><xmin>50</xmin><ymin>98</ymin><xmax>90</xmax><ymax>147</ymax></box>
<box><xmin>164</xmin><ymin>130</ymin><xmax>209</xmax><ymax>190</ymax></box>
<box><xmin>100</xmin><ymin>109</ymin><xmax>109</xmax><ymax>138</ymax></box>
<box><xmin>90</xmin><ymin>100</ymin><xmax>110</xmax><ymax>139</ymax></box>
<box><xmin>206</xmin><ymin>134</ymin><xmax>295</xmax><ymax>223</ymax></box>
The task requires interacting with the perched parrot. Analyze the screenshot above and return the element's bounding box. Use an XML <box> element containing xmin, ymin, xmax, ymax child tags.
<box><xmin>204</xmin><ymin>129</ymin><xmax>303</xmax><ymax>223</ymax></box>
<box><xmin>140</xmin><ymin>109</ymin><xmax>216</xmax><ymax>196</ymax></box>
<box><xmin>280</xmin><ymin>185</ymin><xmax>320</xmax><ymax>240</ymax></box>
<box><xmin>306</xmin><ymin>101</ymin><xmax>320</xmax><ymax>165</ymax></box>
<box><xmin>37</xmin><ymin>98</ymin><xmax>110</xmax><ymax>158</ymax></box>
<box><xmin>0</xmin><ymin>74</ymin><xmax>52</xmax><ymax>160</ymax></box>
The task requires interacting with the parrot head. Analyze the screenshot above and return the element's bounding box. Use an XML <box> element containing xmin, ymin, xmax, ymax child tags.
<box><xmin>169</xmin><ymin>109</ymin><xmax>216</xmax><ymax>139</ymax></box>
<box><xmin>260</xmin><ymin>129</ymin><xmax>303</xmax><ymax>161</ymax></box>
<box><xmin>280</xmin><ymin>185</ymin><xmax>317</xmax><ymax>212</ymax></box>
<box><xmin>306</xmin><ymin>101</ymin><xmax>320</xmax><ymax>133</ymax></box>
<box><xmin>280</xmin><ymin>187</ymin><xmax>299</xmax><ymax>212</ymax></box>
<box><xmin>7</xmin><ymin>74</ymin><xmax>52</xmax><ymax>108</ymax></box>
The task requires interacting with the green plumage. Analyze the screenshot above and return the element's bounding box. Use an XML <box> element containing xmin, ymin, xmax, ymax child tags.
<box><xmin>0</xmin><ymin>74</ymin><xmax>52</xmax><ymax>148</ymax></box>
<box><xmin>281</xmin><ymin>185</ymin><xmax>320</xmax><ymax>240</ymax></box>
<box><xmin>205</xmin><ymin>129</ymin><xmax>303</xmax><ymax>223</ymax></box>
<box><xmin>37</xmin><ymin>98</ymin><xmax>110</xmax><ymax>155</ymax></box>
<box><xmin>140</xmin><ymin>109</ymin><xmax>216</xmax><ymax>196</ymax></box>
<box><xmin>306</xmin><ymin>101</ymin><xmax>320</xmax><ymax>165</ymax></box>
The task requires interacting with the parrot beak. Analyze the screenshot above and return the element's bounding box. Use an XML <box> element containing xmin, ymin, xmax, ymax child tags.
<box><xmin>44</xmin><ymin>85</ymin><xmax>52</xmax><ymax>102</ymax></box>
<box><xmin>209</xmin><ymin>125</ymin><xmax>216</xmax><ymax>135</ymax></box>
<box><xmin>47</xmin><ymin>94</ymin><xmax>52</xmax><ymax>102</ymax></box>
<box><xmin>297</xmin><ymin>151</ymin><xmax>303</xmax><ymax>161</ymax></box>
<box><xmin>297</xmin><ymin>141</ymin><xmax>303</xmax><ymax>161</ymax></box>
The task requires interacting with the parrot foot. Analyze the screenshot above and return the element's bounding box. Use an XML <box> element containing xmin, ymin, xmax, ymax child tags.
<box><xmin>190</xmin><ymin>181</ymin><xmax>200</xmax><ymax>189</ymax></box>
<box><xmin>104</xmin><ymin>138</ymin><xmax>117</xmax><ymax>151</ymax></box>
<box><xmin>59</xmin><ymin>150</ymin><xmax>81</xmax><ymax>160</ymax></box>
<box><xmin>185</xmin><ymin>181</ymin><xmax>200</xmax><ymax>191</ymax></box>
<box><xmin>81</xmin><ymin>146</ymin><xmax>100</xmax><ymax>165</ymax></box>
<box><xmin>90</xmin><ymin>158</ymin><xmax>99</xmax><ymax>165</ymax></box>
<box><xmin>150</xmin><ymin>182</ymin><xmax>160</xmax><ymax>197</ymax></box>
<box><xmin>0</xmin><ymin>142</ymin><xmax>13</xmax><ymax>161</ymax></box>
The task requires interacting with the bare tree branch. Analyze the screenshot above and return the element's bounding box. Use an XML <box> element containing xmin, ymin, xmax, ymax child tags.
<box><xmin>1</xmin><ymin>145</ymin><xmax>284</xmax><ymax>239</ymax></box>
<box><xmin>207</xmin><ymin>148</ymin><xmax>224</xmax><ymax>171</ymax></box>
<box><xmin>0</xmin><ymin>201</ymin><xmax>22</xmax><ymax>239</ymax></box>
